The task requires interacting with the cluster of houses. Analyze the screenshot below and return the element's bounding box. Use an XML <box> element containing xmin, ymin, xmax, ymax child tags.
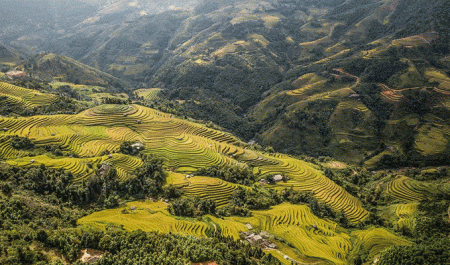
<box><xmin>241</xmin><ymin>225</ymin><xmax>277</xmax><ymax>250</ymax></box>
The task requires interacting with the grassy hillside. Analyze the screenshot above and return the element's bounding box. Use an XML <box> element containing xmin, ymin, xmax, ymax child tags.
<box><xmin>0</xmin><ymin>81</ymin><xmax>57</xmax><ymax>108</ymax></box>
<box><xmin>2</xmin><ymin>0</ymin><xmax>450</xmax><ymax>167</ymax></box>
<box><xmin>20</xmin><ymin>53</ymin><xmax>131</xmax><ymax>89</ymax></box>
<box><xmin>0</xmin><ymin>103</ymin><xmax>368</xmax><ymax>222</ymax></box>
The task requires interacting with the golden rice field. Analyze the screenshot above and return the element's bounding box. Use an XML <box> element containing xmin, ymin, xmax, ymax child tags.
<box><xmin>256</xmin><ymin>154</ymin><xmax>369</xmax><ymax>223</ymax></box>
<box><xmin>395</xmin><ymin>203</ymin><xmax>418</xmax><ymax>232</ymax></box>
<box><xmin>414</xmin><ymin>123</ymin><xmax>449</xmax><ymax>156</ymax></box>
<box><xmin>134</xmin><ymin>88</ymin><xmax>162</xmax><ymax>101</ymax></box>
<box><xmin>352</xmin><ymin>227</ymin><xmax>411</xmax><ymax>261</ymax></box>
<box><xmin>182</xmin><ymin>177</ymin><xmax>242</xmax><ymax>207</ymax></box>
<box><xmin>166</xmin><ymin>173</ymin><xmax>245</xmax><ymax>207</ymax></box>
<box><xmin>78</xmin><ymin>201</ymin><xmax>213</xmax><ymax>237</ymax></box>
<box><xmin>231</xmin><ymin>203</ymin><xmax>351</xmax><ymax>264</ymax></box>
<box><xmin>385</xmin><ymin>176</ymin><xmax>446</xmax><ymax>202</ymax></box>
<box><xmin>79</xmin><ymin>202</ymin><xmax>409</xmax><ymax>265</ymax></box>
<box><xmin>0</xmin><ymin>81</ymin><xmax>57</xmax><ymax>107</ymax></box>
<box><xmin>0</xmin><ymin>103</ymin><xmax>368</xmax><ymax>223</ymax></box>
<box><xmin>78</xmin><ymin>201</ymin><xmax>249</xmax><ymax>239</ymax></box>
<box><xmin>50</xmin><ymin>81</ymin><xmax>106</xmax><ymax>93</ymax></box>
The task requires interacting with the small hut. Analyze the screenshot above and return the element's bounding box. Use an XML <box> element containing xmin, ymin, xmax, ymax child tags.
<box><xmin>273</xmin><ymin>175</ymin><xmax>283</xmax><ymax>182</ymax></box>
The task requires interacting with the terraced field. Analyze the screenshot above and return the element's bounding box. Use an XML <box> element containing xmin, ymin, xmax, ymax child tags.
<box><xmin>80</xmin><ymin>201</ymin><xmax>413</xmax><ymax>265</ymax></box>
<box><xmin>424</xmin><ymin>68</ymin><xmax>450</xmax><ymax>92</ymax></box>
<box><xmin>395</xmin><ymin>203</ymin><xmax>418</xmax><ymax>232</ymax></box>
<box><xmin>166</xmin><ymin>173</ymin><xmax>243</xmax><ymax>208</ymax></box>
<box><xmin>0</xmin><ymin>103</ymin><xmax>368</xmax><ymax>224</ymax></box>
<box><xmin>385</xmin><ymin>176</ymin><xmax>443</xmax><ymax>202</ymax></box>
<box><xmin>231</xmin><ymin>203</ymin><xmax>351</xmax><ymax>264</ymax></box>
<box><xmin>0</xmin><ymin>81</ymin><xmax>57</xmax><ymax>107</ymax></box>
<box><xmin>50</xmin><ymin>82</ymin><xmax>106</xmax><ymax>93</ymax></box>
<box><xmin>352</xmin><ymin>228</ymin><xmax>411</xmax><ymax>261</ymax></box>
<box><xmin>257</xmin><ymin>155</ymin><xmax>369</xmax><ymax>223</ymax></box>
<box><xmin>134</xmin><ymin>88</ymin><xmax>162</xmax><ymax>101</ymax></box>
<box><xmin>78</xmin><ymin>201</ymin><xmax>213</xmax><ymax>237</ymax></box>
<box><xmin>6</xmin><ymin>153</ymin><xmax>142</xmax><ymax>181</ymax></box>
<box><xmin>287</xmin><ymin>73</ymin><xmax>331</xmax><ymax>97</ymax></box>
<box><xmin>79</xmin><ymin>201</ymin><xmax>252</xmax><ymax>239</ymax></box>
<box><xmin>182</xmin><ymin>176</ymin><xmax>241</xmax><ymax>207</ymax></box>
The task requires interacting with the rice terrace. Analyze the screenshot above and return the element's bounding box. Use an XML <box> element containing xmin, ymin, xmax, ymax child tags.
<box><xmin>1</xmin><ymin>0</ymin><xmax>450</xmax><ymax>264</ymax></box>
<box><xmin>0</xmin><ymin>81</ymin><xmax>417</xmax><ymax>264</ymax></box>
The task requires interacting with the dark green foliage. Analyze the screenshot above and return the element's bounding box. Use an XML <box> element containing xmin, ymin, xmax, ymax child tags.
<box><xmin>42</xmin><ymin>229</ymin><xmax>279</xmax><ymax>264</ymax></box>
<box><xmin>415</xmin><ymin>200</ymin><xmax>450</xmax><ymax>240</ymax></box>
<box><xmin>0</xmin><ymin>182</ymin><xmax>12</xmax><ymax>196</ymax></box>
<box><xmin>159</xmin><ymin>87</ymin><xmax>257</xmax><ymax>140</ymax></box>
<box><xmin>195</xmin><ymin>165</ymin><xmax>256</xmax><ymax>185</ymax></box>
<box><xmin>0</xmin><ymin>91</ymin><xmax>85</xmax><ymax>117</ymax></box>
<box><xmin>217</xmin><ymin>204</ymin><xmax>251</xmax><ymax>217</ymax></box>
<box><xmin>401</xmin><ymin>90</ymin><xmax>437</xmax><ymax>116</ymax></box>
<box><xmin>1</xmin><ymin>246</ymin><xmax>49</xmax><ymax>265</ymax></box>
<box><xmin>282</xmin><ymin>100</ymin><xmax>337</xmax><ymax>134</ymax></box>
<box><xmin>168</xmin><ymin>197</ymin><xmax>216</xmax><ymax>217</ymax></box>
<box><xmin>264</xmin><ymin>99</ymin><xmax>338</xmax><ymax>156</ymax></box>
<box><xmin>231</xmin><ymin>187</ymin><xmax>279</xmax><ymax>210</ymax></box>
<box><xmin>162</xmin><ymin>184</ymin><xmax>183</xmax><ymax>199</ymax></box>
<box><xmin>119</xmin><ymin>141</ymin><xmax>143</xmax><ymax>156</ymax></box>
<box><xmin>102</xmin><ymin>97</ymin><xmax>129</xmax><ymax>105</ymax></box>
<box><xmin>0</xmin><ymin>156</ymin><xmax>277</xmax><ymax>265</ymax></box>
<box><xmin>354</xmin><ymin>83</ymin><xmax>393</xmax><ymax>120</ymax></box>
<box><xmin>377</xmin><ymin>238</ymin><xmax>450</xmax><ymax>265</ymax></box>
<box><xmin>379</xmin><ymin>198</ymin><xmax>450</xmax><ymax>264</ymax></box>
<box><xmin>9</xmin><ymin>136</ymin><xmax>34</xmax><ymax>150</ymax></box>
<box><xmin>0</xmin><ymin>157</ymin><xmax>165</xmax><ymax>207</ymax></box>
<box><xmin>56</xmin><ymin>85</ymin><xmax>81</xmax><ymax>100</ymax></box>
<box><xmin>360</xmin><ymin>59</ymin><xmax>407</xmax><ymax>83</ymax></box>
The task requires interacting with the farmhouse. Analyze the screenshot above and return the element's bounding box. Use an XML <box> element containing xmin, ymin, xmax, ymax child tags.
<box><xmin>131</xmin><ymin>142</ymin><xmax>144</xmax><ymax>151</ymax></box>
<box><xmin>98</xmin><ymin>163</ymin><xmax>111</xmax><ymax>175</ymax></box>
<box><xmin>273</xmin><ymin>174</ymin><xmax>283</xmax><ymax>182</ymax></box>
<box><xmin>241</xmin><ymin>232</ymin><xmax>277</xmax><ymax>249</ymax></box>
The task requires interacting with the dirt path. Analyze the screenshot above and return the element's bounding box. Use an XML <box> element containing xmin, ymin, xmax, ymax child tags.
<box><xmin>332</xmin><ymin>68</ymin><xmax>361</xmax><ymax>88</ymax></box>
<box><xmin>275</xmin><ymin>250</ymin><xmax>321</xmax><ymax>265</ymax></box>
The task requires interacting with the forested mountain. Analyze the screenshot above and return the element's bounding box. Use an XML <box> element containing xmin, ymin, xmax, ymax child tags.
<box><xmin>19</xmin><ymin>53</ymin><xmax>132</xmax><ymax>89</ymax></box>
<box><xmin>1</xmin><ymin>1</ymin><xmax>450</xmax><ymax>264</ymax></box>
<box><xmin>1</xmin><ymin>0</ymin><xmax>450</xmax><ymax>166</ymax></box>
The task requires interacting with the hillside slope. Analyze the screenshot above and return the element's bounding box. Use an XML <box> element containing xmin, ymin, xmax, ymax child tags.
<box><xmin>19</xmin><ymin>53</ymin><xmax>132</xmax><ymax>89</ymax></box>
<box><xmin>1</xmin><ymin>0</ymin><xmax>450</xmax><ymax>167</ymax></box>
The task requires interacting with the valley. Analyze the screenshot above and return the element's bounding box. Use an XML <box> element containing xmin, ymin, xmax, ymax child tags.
<box><xmin>1</xmin><ymin>0</ymin><xmax>450</xmax><ymax>264</ymax></box>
